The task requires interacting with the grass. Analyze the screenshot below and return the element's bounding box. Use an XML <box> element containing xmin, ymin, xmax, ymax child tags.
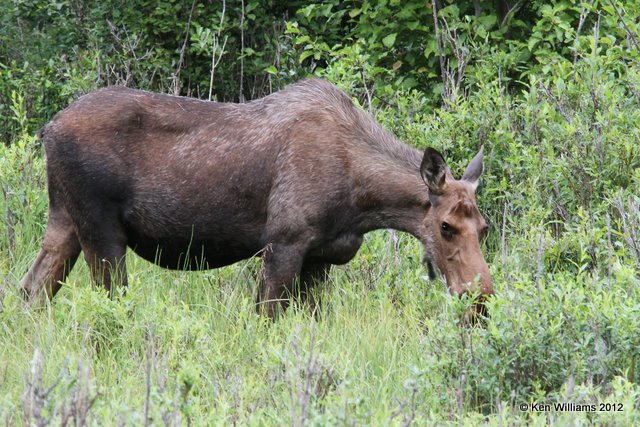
<box><xmin>1</xmin><ymin>200</ymin><xmax>639</xmax><ymax>425</ymax></box>
<box><xmin>2</xmin><ymin>226</ymin><xmax>450</xmax><ymax>425</ymax></box>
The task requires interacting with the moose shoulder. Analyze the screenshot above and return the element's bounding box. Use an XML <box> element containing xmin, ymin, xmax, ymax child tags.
<box><xmin>21</xmin><ymin>79</ymin><xmax>493</xmax><ymax>318</ymax></box>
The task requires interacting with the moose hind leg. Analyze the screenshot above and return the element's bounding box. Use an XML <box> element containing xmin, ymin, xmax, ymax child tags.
<box><xmin>21</xmin><ymin>207</ymin><xmax>81</xmax><ymax>302</ymax></box>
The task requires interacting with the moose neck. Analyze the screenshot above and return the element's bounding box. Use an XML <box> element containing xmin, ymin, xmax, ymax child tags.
<box><xmin>352</xmin><ymin>144</ymin><xmax>429</xmax><ymax>239</ymax></box>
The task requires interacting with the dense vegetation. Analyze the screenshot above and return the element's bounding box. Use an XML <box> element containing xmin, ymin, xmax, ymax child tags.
<box><xmin>1</xmin><ymin>0</ymin><xmax>639</xmax><ymax>424</ymax></box>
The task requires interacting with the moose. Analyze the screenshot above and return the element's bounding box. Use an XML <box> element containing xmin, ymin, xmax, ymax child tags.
<box><xmin>21</xmin><ymin>79</ymin><xmax>493</xmax><ymax>319</ymax></box>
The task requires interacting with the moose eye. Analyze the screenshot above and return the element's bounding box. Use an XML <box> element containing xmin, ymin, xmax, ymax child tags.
<box><xmin>441</xmin><ymin>222</ymin><xmax>454</xmax><ymax>240</ymax></box>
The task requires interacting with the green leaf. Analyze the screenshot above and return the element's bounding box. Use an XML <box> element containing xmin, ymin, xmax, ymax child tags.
<box><xmin>528</xmin><ymin>36</ymin><xmax>540</xmax><ymax>52</ymax></box>
<box><xmin>478</xmin><ymin>14</ymin><xmax>497</xmax><ymax>29</ymax></box>
<box><xmin>264</xmin><ymin>66</ymin><xmax>278</xmax><ymax>75</ymax></box>
<box><xmin>382</xmin><ymin>33</ymin><xmax>397</xmax><ymax>48</ymax></box>
<box><xmin>299</xmin><ymin>50</ymin><xmax>315</xmax><ymax>63</ymax></box>
<box><xmin>424</xmin><ymin>38</ymin><xmax>438</xmax><ymax>58</ymax></box>
<box><xmin>295</xmin><ymin>35</ymin><xmax>310</xmax><ymax>45</ymax></box>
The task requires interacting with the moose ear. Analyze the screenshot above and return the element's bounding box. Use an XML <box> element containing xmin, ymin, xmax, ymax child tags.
<box><xmin>420</xmin><ymin>147</ymin><xmax>448</xmax><ymax>195</ymax></box>
<box><xmin>461</xmin><ymin>146</ymin><xmax>484</xmax><ymax>190</ymax></box>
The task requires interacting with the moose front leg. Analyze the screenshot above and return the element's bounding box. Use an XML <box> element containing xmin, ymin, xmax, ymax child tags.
<box><xmin>256</xmin><ymin>243</ymin><xmax>305</xmax><ymax>319</ymax></box>
<box><xmin>75</xmin><ymin>213</ymin><xmax>129</xmax><ymax>297</ymax></box>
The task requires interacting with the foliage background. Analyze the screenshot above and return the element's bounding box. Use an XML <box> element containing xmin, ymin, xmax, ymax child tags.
<box><xmin>1</xmin><ymin>0</ymin><xmax>639</xmax><ymax>424</ymax></box>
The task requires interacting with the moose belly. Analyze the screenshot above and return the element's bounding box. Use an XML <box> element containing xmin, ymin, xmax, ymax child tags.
<box><xmin>126</xmin><ymin>234</ymin><xmax>259</xmax><ymax>270</ymax></box>
<box><xmin>120</xmin><ymin>193</ymin><xmax>267</xmax><ymax>269</ymax></box>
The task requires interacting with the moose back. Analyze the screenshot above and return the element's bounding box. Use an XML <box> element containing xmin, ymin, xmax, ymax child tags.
<box><xmin>21</xmin><ymin>79</ymin><xmax>493</xmax><ymax>318</ymax></box>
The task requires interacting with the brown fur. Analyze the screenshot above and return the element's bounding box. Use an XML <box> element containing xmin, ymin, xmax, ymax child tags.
<box><xmin>21</xmin><ymin>79</ymin><xmax>492</xmax><ymax>318</ymax></box>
